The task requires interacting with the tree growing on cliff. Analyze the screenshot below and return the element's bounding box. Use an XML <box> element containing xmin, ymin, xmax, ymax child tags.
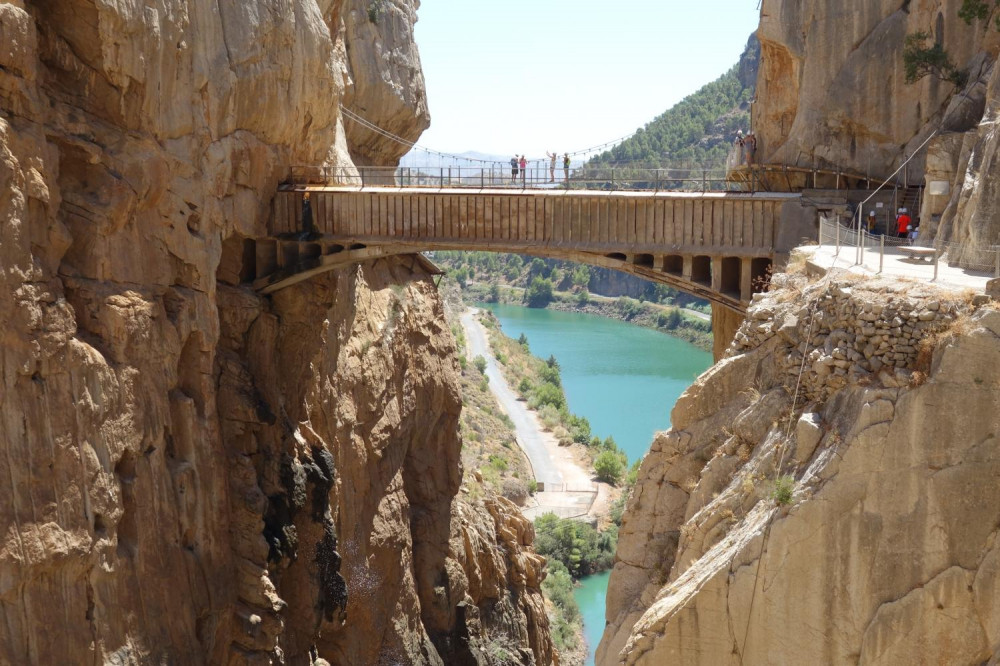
<box><xmin>902</xmin><ymin>31</ymin><xmax>968</xmax><ymax>87</ymax></box>
<box><xmin>959</xmin><ymin>0</ymin><xmax>1000</xmax><ymax>29</ymax></box>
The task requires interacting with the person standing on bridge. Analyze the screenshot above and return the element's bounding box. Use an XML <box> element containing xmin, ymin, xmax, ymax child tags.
<box><xmin>546</xmin><ymin>151</ymin><xmax>557</xmax><ymax>182</ymax></box>
<box><xmin>745</xmin><ymin>133</ymin><xmax>757</xmax><ymax>166</ymax></box>
<box><xmin>510</xmin><ymin>156</ymin><xmax>519</xmax><ymax>184</ymax></box>
<box><xmin>563</xmin><ymin>153</ymin><xmax>571</xmax><ymax>182</ymax></box>
<box><xmin>519</xmin><ymin>155</ymin><xmax>527</xmax><ymax>187</ymax></box>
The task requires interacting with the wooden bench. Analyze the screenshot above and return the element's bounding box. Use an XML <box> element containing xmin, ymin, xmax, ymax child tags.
<box><xmin>898</xmin><ymin>246</ymin><xmax>938</xmax><ymax>262</ymax></box>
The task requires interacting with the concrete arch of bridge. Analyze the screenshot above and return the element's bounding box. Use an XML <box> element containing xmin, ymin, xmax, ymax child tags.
<box><xmin>248</xmin><ymin>236</ymin><xmax>771</xmax><ymax>314</ymax></box>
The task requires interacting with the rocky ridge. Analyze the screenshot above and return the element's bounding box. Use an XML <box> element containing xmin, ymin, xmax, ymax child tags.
<box><xmin>599</xmin><ymin>267</ymin><xmax>1000</xmax><ymax>664</ymax></box>
<box><xmin>753</xmin><ymin>0</ymin><xmax>1000</xmax><ymax>251</ymax></box>
<box><xmin>0</xmin><ymin>0</ymin><xmax>551</xmax><ymax>663</ymax></box>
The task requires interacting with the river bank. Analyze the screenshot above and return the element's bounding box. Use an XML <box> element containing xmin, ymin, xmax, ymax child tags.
<box><xmin>466</xmin><ymin>282</ymin><xmax>714</xmax><ymax>351</ymax></box>
<box><xmin>460</xmin><ymin>308</ymin><xmax>615</xmax><ymax>523</ymax></box>
<box><xmin>483</xmin><ymin>303</ymin><xmax>713</xmax><ymax>665</ymax></box>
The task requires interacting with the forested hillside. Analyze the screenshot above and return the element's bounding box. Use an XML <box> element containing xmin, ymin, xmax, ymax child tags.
<box><xmin>587</xmin><ymin>34</ymin><xmax>759</xmax><ymax>169</ymax></box>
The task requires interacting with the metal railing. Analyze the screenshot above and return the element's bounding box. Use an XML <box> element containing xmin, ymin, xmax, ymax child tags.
<box><xmin>818</xmin><ymin>217</ymin><xmax>1000</xmax><ymax>279</ymax></box>
<box><xmin>286</xmin><ymin>164</ymin><xmax>750</xmax><ymax>193</ymax></box>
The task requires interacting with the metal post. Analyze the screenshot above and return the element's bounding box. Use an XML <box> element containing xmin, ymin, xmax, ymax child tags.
<box><xmin>655</xmin><ymin>169</ymin><xmax>660</xmax><ymax>192</ymax></box>
<box><xmin>879</xmin><ymin>233</ymin><xmax>885</xmax><ymax>274</ymax></box>
<box><xmin>439</xmin><ymin>167</ymin><xmax>443</xmax><ymax>188</ymax></box>
<box><xmin>611</xmin><ymin>168</ymin><xmax>615</xmax><ymax>190</ymax></box>
<box><xmin>855</xmin><ymin>205</ymin><xmax>862</xmax><ymax>265</ymax></box>
<box><xmin>995</xmin><ymin>247</ymin><xmax>1000</xmax><ymax>278</ymax></box>
<box><xmin>859</xmin><ymin>229</ymin><xmax>865</xmax><ymax>265</ymax></box>
<box><xmin>481</xmin><ymin>168</ymin><xmax>484</xmax><ymax>189</ymax></box>
<box><xmin>702</xmin><ymin>170</ymin><xmax>707</xmax><ymax>192</ymax></box>
<box><xmin>835</xmin><ymin>218</ymin><xmax>841</xmax><ymax>256</ymax></box>
<box><xmin>933</xmin><ymin>250</ymin><xmax>939</xmax><ymax>282</ymax></box>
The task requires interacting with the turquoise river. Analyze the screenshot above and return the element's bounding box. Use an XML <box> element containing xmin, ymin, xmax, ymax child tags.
<box><xmin>481</xmin><ymin>303</ymin><xmax>713</xmax><ymax>665</ymax></box>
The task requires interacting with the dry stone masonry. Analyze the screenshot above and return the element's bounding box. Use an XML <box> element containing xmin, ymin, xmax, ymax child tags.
<box><xmin>600</xmin><ymin>269</ymin><xmax>1000</xmax><ymax>665</ymax></box>
<box><xmin>735</xmin><ymin>274</ymin><xmax>972</xmax><ymax>401</ymax></box>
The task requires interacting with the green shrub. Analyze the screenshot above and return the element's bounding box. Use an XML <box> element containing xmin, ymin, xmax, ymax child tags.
<box><xmin>772</xmin><ymin>475</ymin><xmax>795</xmax><ymax>505</ymax></box>
<box><xmin>530</xmin><ymin>382</ymin><xmax>565</xmax><ymax>410</ymax></box>
<box><xmin>537</xmin><ymin>404</ymin><xmax>561</xmax><ymax>430</ymax></box>
<box><xmin>576</xmin><ymin>289</ymin><xmax>590</xmax><ymax>306</ymax></box>
<box><xmin>524</xmin><ymin>277</ymin><xmax>554</xmax><ymax>308</ymax></box>
<box><xmin>487</xmin><ymin>282</ymin><xmax>501</xmax><ymax>303</ymax></box>
<box><xmin>595</xmin><ymin>450</ymin><xmax>627</xmax><ymax>485</ymax></box>
<box><xmin>538</xmin><ymin>363</ymin><xmax>561</xmax><ymax>388</ymax></box>
<box><xmin>517</xmin><ymin>332</ymin><xmax>530</xmax><ymax>349</ymax></box>
<box><xmin>617</xmin><ymin>297</ymin><xmax>642</xmax><ymax>320</ymax></box>
<box><xmin>517</xmin><ymin>377</ymin><xmax>533</xmax><ymax>396</ymax></box>
<box><xmin>473</xmin><ymin>355</ymin><xmax>487</xmax><ymax>374</ymax></box>
<box><xmin>487</xmin><ymin>455</ymin><xmax>509</xmax><ymax>472</ymax></box>
<box><xmin>535</xmin><ymin>514</ymin><xmax>617</xmax><ymax>578</ymax></box>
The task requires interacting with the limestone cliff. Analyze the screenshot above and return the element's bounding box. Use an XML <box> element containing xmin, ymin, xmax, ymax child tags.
<box><xmin>752</xmin><ymin>1</ymin><xmax>1000</xmax><ymax>251</ymax></box>
<box><xmin>0</xmin><ymin>0</ymin><xmax>550</xmax><ymax>663</ymax></box>
<box><xmin>599</xmin><ymin>267</ymin><xmax>1000</xmax><ymax>664</ymax></box>
<box><xmin>754</xmin><ymin>0</ymin><xmax>998</xmax><ymax>177</ymax></box>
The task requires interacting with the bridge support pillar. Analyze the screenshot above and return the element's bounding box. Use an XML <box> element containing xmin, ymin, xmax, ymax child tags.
<box><xmin>682</xmin><ymin>256</ymin><xmax>693</xmax><ymax>280</ymax></box>
<box><xmin>711</xmin><ymin>256</ymin><xmax>723</xmax><ymax>293</ymax></box>
<box><xmin>740</xmin><ymin>257</ymin><xmax>754</xmax><ymax>302</ymax></box>
<box><xmin>711</xmin><ymin>304</ymin><xmax>746</xmax><ymax>362</ymax></box>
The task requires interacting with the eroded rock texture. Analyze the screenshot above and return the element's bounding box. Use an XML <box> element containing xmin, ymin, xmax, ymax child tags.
<box><xmin>755</xmin><ymin>0</ymin><xmax>999</xmax><ymax>176</ymax></box>
<box><xmin>0</xmin><ymin>1</ymin><xmax>550</xmax><ymax>663</ymax></box>
<box><xmin>599</xmin><ymin>273</ymin><xmax>1000</xmax><ymax>665</ymax></box>
<box><xmin>752</xmin><ymin>0</ymin><xmax>1000</xmax><ymax>252</ymax></box>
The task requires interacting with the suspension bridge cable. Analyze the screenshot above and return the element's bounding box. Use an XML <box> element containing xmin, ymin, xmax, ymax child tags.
<box><xmin>340</xmin><ymin>105</ymin><xmax>643</xmax><ymax>166</ymax></box>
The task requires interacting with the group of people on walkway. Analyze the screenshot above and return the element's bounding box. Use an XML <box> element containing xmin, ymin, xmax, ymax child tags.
<box><xmin>510</xmin><ymin>152</ymin><xmax>571</xmax><ymax>184</ymax></box>
<box><xmin>864</xmin><ymin>207</ymin><xmax>920</xmax><ymax>242</ymax></box>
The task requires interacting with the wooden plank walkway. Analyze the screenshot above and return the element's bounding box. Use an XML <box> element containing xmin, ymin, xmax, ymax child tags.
<box><xmin>272</xmin><ymin>187</ymin><xmax>797</xmax><ymax>257</ymax></box>
<box><xmin>256</xmin><ymin>186</ymin><xmax>808</xmax><ymax>311</ymax></box>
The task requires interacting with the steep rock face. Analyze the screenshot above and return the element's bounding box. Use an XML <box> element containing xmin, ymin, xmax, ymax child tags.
<box><xmin>342</xmin><ymin>0</ymin><xmax>430</xmax><ymax>166</ymax></box>
<box><xmin>754</xmin><ymin>0</ymin><xmax>999</xmax><ymax>177</ymax></box>
<box><xmin>217</xmin><ymin>259</ymin><xmax>551</xmax><ymax>664</ymax></box>
<box><xmin>938</xmin><ymin>59</ymin><xmax>1000</xmax><ymax>256</ymax></box>
<box><xmin>599</xmin><ymin>272</ymin><xmax>1000</xmax><ymax>664</ymax></box>
<box><xmin>0</xmin><ymin>0</ymin><xmax>550</xmax><ymax>663</ymax></box>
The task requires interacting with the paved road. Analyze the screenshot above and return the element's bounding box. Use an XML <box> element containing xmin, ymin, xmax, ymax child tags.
<box><xmin>460</xmin><ymin>309</ymin><xmax>563</xmax><ymax>486</ymax></box>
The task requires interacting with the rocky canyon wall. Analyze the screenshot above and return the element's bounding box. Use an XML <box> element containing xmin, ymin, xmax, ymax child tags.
<box><xmin>0</xmin><ymin>1</ymin><xmax>550</xmax><ymax>663</ymax></box>
<box><xmin>753</xmin><ymin>0</ymin><xmax>1000</xmax><ymax>250</ymax></box>
<box><xmin>755</xmin><ymin>0</ymin><xmax>998</xmax><ymax>177</ymax></box>
<box><xmin>599</xmin><ymin>266</ymin><xmax>1000</xmax><ymax>664</ymax></box>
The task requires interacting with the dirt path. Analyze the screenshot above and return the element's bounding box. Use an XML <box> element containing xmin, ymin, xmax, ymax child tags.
<box><xmin>461</xmin><ymin>308</ymin><xmax>611</xmax><ymax>521</ymax></box>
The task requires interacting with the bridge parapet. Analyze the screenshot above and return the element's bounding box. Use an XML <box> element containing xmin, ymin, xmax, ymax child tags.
<box><xmin>256</xmin><ymin>186</ymin><xmax>811</xmax><ymax>312</ymax></box>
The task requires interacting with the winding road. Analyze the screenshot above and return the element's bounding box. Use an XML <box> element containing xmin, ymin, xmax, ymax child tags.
<box><xmin>460</xmin><ymin>308</ymin><xmax>562</xmax><ymax>487</ymax></box>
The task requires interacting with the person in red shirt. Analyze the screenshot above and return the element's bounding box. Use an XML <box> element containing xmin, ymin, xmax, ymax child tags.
<box><xmin>896</xmin><ymin>208</ymin><xmax>911</xmax><ymax>239</ymax></box>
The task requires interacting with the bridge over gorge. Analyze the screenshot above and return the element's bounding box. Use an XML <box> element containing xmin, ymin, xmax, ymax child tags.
<box><xmin>248</xmin><ymin>179</ymin><xmax>815</xmax><ymax>320</ymax></box>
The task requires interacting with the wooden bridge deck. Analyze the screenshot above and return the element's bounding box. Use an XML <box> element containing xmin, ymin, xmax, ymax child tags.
<box><xmin>256</xmin><ymin>186</ymin><xmax>810</xmax><ymax>311</ymax></box>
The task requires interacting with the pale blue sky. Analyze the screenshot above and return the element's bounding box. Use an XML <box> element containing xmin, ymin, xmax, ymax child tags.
<box><xmin>410</xmin><ymin>1</ymin><xmax>761</xmax><ymax>161</ymax></box>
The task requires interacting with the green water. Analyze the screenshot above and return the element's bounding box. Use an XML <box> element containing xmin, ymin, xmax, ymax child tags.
<box><xmin>481</xmin><ymin>304</ymin><xmax>712</xmax><ymax>465</ymax></box>
<box><xmin>481</xmin><ymin>303</ymin><xmax>712</xmax><ymax>665</ymax></box>
<box><xmin>575</xmin><ymin>570</ymin><xmax>611</xmax><ymax>665</ymax></box>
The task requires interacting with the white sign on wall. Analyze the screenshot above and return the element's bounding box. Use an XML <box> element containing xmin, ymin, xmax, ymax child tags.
<box><xmin>929</xmin><ymin>181</ymin><xmax>950</xmax><ymax>196</ymax></box>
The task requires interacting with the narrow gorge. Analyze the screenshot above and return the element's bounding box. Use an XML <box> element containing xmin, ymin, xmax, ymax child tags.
<box><xmin>3</xmin><ymin>0</ymin><xmax>1000</xmax><ymax>665</ymax></box>
<box><xmin>600</xmin><ymin>1</ymin><xmax>1000</xmax><ymax>664</ymax></box>
<box><xmin>0</xmin><ymin>0</ymin><xmax>550</xmax><ymax>663</ymax></box>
